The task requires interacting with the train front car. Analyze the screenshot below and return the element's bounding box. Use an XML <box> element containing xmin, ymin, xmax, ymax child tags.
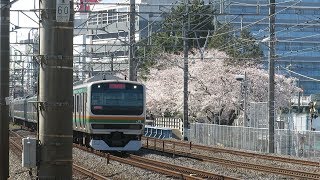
<box><xmin>88</xmin><ymin>80</ymin><xmax>146</xmax><ymax>151</ymax></box>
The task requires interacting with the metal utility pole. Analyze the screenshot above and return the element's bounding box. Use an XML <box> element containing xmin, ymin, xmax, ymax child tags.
<box><xmin>38</xmin><ymin>0</ymin><xmax>74</xmax><ymax>178</ymax></box>
<box><xmin>183</xmin><ymin>0</ymin><xmax>189</xmax><ymax>140</ymax></box>
<box><xmin>110</xmin><ymin>53</ymin><xmax>114</xmax><ymax>72</ymax></box>
<box><xmin>297</xmin><ymin>79</ymin><xmax>301</xmax><ymax>112</ymax></box>
<box><xmin>243</xmin><ymin>72</ymin><xmax>248</xmax><ymax>127</ymax></box>
<box><xmin>0</xmin><ymin>0</ymin><xmax>10</xmax><ymax>178</ymax></box>
<box><xmin>268</xmin><ymin>0</ymin><xmax>276</xmax><ymax>153</ymax></box>
<box><xmin>129</xmin><ymin>0</ymin><xmax>137</xmax><ymax>81</ymax></box>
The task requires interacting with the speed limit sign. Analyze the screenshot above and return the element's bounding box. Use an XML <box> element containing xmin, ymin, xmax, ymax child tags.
<box><xmin>56</xmin><ymin>0</ymin><xmax>70</xmax><ymax>22</ymax></box>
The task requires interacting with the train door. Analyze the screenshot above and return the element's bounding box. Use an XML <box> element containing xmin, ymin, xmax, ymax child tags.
<box><xmin>82</xmin><ymin>93</ymin><xmax>87</xmax><ymax>129</ymax></box>
<box><xmin>76</xmin><ymin>94</ymin><xmax>81</xmax><ymax>128</ymax></box>
<box><xmin>79</xmin><ymin>93</ymin><xmax>83</xmax><ymax>129</ymax></box>
<box><xmin>73</xmin><ymin>95</ymin><xmax>76</xmax><ymax>129</ymax></box>
<box><xmin>23</xmin><ymin>99</ymin><xmax>27</xmax><ymax>121</ymax></box>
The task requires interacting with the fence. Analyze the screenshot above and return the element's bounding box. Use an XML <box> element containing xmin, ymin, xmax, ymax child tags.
<box><xmin>248</xmin><ymin>102</ymin><xmax>268</xmax><ymax>128</ymax></box>
<box><xmin>190</xmin><ymin>123</ymin><xmax>320</xmax><ymax>158</ymax></box>
<box><xmin>248</xmin><ymin>102</ymin><xmax>294</xmax><ymax>129</ymax></box>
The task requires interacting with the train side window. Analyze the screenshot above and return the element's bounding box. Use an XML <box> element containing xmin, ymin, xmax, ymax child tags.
<box><xmin>72</xmin><ymin>95</ymin><xmax>76</xmax><ymax>118</ymax></box>
<box><xmin>79</xmin><ymin>93</ymin><xmax>82</xmax><ymax>113</ymax></box>
<box><xmin>72</xmin><ymin>95</ymin><xmax>76</xmax><ymax>113</ymax></box>
<box><xmin>84</xmin><ymin>93</ymin><xmax>87</xmax><ymax>112</ymax></box>
<box><xmin>83</xmin><ymin>93</ymin><xmax>85</xmax><ymax>111</ymax></box>
<box><xmin>76</xmin><ymin>95</ymin><xmax>79</xmax><ymax>113</ymax></box>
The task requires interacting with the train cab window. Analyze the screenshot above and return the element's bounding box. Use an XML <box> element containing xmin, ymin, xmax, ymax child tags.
<box><xmin>91</xmin><ymin>82</ymin><xmax>144</xmax><ymax>115</ymax></box>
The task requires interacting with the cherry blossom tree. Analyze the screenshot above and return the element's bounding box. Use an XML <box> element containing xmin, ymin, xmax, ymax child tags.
<box><xmin>141</xmin><ymin>49</ymin><xmax>300</xmax><ymax>125</ymax></box>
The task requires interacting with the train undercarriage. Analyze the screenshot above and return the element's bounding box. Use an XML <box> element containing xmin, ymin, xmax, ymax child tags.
<box><xmin>73</xmin><ymin>130</ymin><xmax>142</xmax><ymax>151</ymax></box>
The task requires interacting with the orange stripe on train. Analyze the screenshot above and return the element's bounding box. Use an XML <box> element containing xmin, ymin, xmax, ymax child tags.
<box><xmin>86</xmin><ymin>116</ymin><xmax>145</xmax><ymax>120</ymax></box>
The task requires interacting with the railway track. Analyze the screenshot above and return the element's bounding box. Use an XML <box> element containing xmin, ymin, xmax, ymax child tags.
<box><xmin>142</xmin><ymin>137</ymin><xmax>320</xmax><ymax>179</ymax></box>
<box><xmin>142</xmin><ymin>137</ymin><xmax>320</xmax><ymax>167</ymax></box>
<box><xmin>10</xmin><ymin>129</ymin><xmax>237</xmax><ymax>179</ymax></box>
<box><xmin>9</xmin><ymin>130</ymin><xmax>110</xmax><ymax>180</ymax></box>
<box><xmin>127</xmin><ymin>154</ymin><xmax>238</xmax><ymax>179</ymax></box>
<box><xmin>74</xmin><ymin>144</ymin><xmax>238</xmax><ymax>180</ymax></box>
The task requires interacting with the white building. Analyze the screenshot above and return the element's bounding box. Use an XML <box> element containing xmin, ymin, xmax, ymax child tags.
<box><xmin>73</xmin><ymin>0</ymin><xmax>178</xmax><ymax>80</ymax></box>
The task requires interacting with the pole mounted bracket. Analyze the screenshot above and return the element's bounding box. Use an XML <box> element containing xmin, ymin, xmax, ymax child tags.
<box><xmin>38</xmin><ymin>101</ymin><xmax>73</xmax><ymax>111</ymax></box>
<box><xmin>39</xmin><ymin>8</ymin><xmax>49</xmax><ymax>23</ymax></box>
<box><xmin>34</xmin><ymin>55</ymin><xmax>46</xmax><ymax>66</ymax></box>
<box><xmin>35</xmin><ymin>54</ymin><xmax>73</xmax><ymax>70</ymax></box>
<box><xmin>0</xmin><ymin>98</ymin><xmax>7</xmax><ymax>106</ymax></box>
<box><xmin>1</xmin><ymin>97</ymin><xmax>12</xmax><ymax>105</ymax></box>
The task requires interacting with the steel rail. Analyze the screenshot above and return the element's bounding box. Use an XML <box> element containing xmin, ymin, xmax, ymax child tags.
<box><xmin>143</xmin><ymin>139</ymin><xmax>320</xmax><ymax>180</ymax></box>
<box><xmin>73</xmin><ymin>164</ymin><xmax>110</xmax><ymax>180</ymax></box>
<box><xmin>142</xmin><ymin>137</ymin><xmax>320</xmax><ymax>167</ymax></box>
<box><xmin>128</xmin><ymin>154</ymin><xmax>237</xmax><ymax>180</ymax></box>
<box><xmin>74</xmin><ymin>144</ymin><xmax>235</xmax><ymax>180</ymax></box>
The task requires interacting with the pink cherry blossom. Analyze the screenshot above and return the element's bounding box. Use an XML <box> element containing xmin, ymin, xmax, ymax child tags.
<box><xmin>140</xmin><ymin>49</ymin><xmax>300</xmax><ymax>121</ymax></box>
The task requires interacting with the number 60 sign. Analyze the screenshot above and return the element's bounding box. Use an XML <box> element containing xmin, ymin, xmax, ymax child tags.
<box><xmin>56</xmin><ymin>0</ymin><xmax>70</xmax><ymax>22</ymax></box>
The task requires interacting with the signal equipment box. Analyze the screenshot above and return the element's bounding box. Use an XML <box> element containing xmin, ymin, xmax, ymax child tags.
<box><xmin>22</xmin><ymin>137</ymin><xmax>37</xmax><ymax>168</ymax></box>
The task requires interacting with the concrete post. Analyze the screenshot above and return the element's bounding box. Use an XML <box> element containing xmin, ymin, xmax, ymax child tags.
<box><xmin>0</xmin><ymin>0</ymin><xmax>10</xmax><ymax>178</ymax></box>
<box><xmin>129</xmin><ymin>0</ymin><xmax>137</xmax><ymax>81</ymax></box>
<box><xmin>268</xmin><ymin>0</ymin><xmax>276</xmax><ymax>153</ymax></box>
<box><xmin>38</xmin><ymin>0</ymin><xmax>74</xmax><ymax>178</ymax></box>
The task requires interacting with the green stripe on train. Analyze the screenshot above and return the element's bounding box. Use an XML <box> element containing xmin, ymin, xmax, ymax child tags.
<box><xmin>13</xmin><ymin>111</ymin><xmax>24</xmax><ymax>117</ymax></box>
<box><xmin>73</xmin><ymin>87</ymin><xmax>87</xmax><ymax>94</ymax></box>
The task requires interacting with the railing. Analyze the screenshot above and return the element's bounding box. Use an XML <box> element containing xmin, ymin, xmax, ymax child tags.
<box><xmin>291</xmin><ymin>96</ymin><xmax>311</xmax><ymax>107</ymax></box>
<box><xmin>153</xmin><ymin>117</ymin><xmax>183</xmax><ymax>130</ymax></box>
<box><xmin>151</xmin><ymin>117</ymin><xmax>184</xmax><ymax>139</ymax></box>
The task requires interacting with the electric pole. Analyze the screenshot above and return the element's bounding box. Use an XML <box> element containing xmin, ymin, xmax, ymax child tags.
<box><xmin>129</xmin><ymin>0</ymin><xmax>137</xmax><ymax>81</ymax></box>
<box><xmin>110</xmin><ymin>53</ymin><xmax>114</xmax><ymax>72</ymax></box>
<box><xmin>243</xmin><ymin>72</ymin><xmax>248</xmax><ymax>127</ymax></box>
<box><xmin>0</xmin><ymin>0</ymin><xmax>10</xmax><ymax>178</ymax></box>
<box><xmin>268</xmin><ymin>0</ymin><xmax>276</xmax><ymax>153</ymax></box>
<box><xmin>183</xmin><ymin>0</ymin><xmax>189</xmax><ymax>140</ymax></box>
<box><xmin>38</xmin><ymin>0</ymin><xmax>74</xmax><ymax>178</ymax></box>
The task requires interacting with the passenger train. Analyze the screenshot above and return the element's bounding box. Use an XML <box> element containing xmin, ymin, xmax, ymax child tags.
<box><xmin>11</xmin><ymin>80</ymin><xmax>146</xmax><ymax>151</ymax></box>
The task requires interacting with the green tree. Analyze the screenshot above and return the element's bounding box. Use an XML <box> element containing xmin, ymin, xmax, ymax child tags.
<box><xmin>238</xmin><ymin>29</ymin><xmax>264</xmax><ymax>60</ymax></box>
<box><xmin>137</xmin><ymin>0</ymin><xmax>217</xmax><ymax>78</ymax></box>
<box><xmin>208</xmin><ymin>24</ymin><xmax>263</xmax><ymax>65</ymax></box>
<box><xmin>161</xmin><ymin>0</ymin><xmax>216</xmax><ymax>50</ymax></box>
<box><xmin>137</xmin><ymin>0</ymin><xmax>263</xmax><ymax>78</ymax></box>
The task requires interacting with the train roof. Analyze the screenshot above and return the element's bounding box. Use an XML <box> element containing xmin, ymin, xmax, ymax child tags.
<box><xmin>12</xmin><ymin>95</ymin><xmax>37</xmax><ymax>101</ymax></box>
<box><xmin>73</xmin><ymin>74</ymin><xmax>123</xmax><ymax>86</ymax></box>
<box><xmin>73</xmin><ymin>79</ymin><xmax>145</xmax><ymax>89</ymax></box>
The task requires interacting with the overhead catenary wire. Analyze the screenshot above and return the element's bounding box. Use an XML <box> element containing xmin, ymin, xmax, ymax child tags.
<box><xmin>8</xmin><ymin>1</ymin><xmax>320</xmax><ymax>93</ymax></box>
<box><xmin>281</xmin><ymin>66</ymin><xmax>320</xmax><ymax>82</ymax></box>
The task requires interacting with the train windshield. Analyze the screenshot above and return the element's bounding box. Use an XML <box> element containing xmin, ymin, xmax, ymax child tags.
<box><xmin>91</xmin><ymin>82</ymin><xmax>144</xmax><ymax>115</ymax></box>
